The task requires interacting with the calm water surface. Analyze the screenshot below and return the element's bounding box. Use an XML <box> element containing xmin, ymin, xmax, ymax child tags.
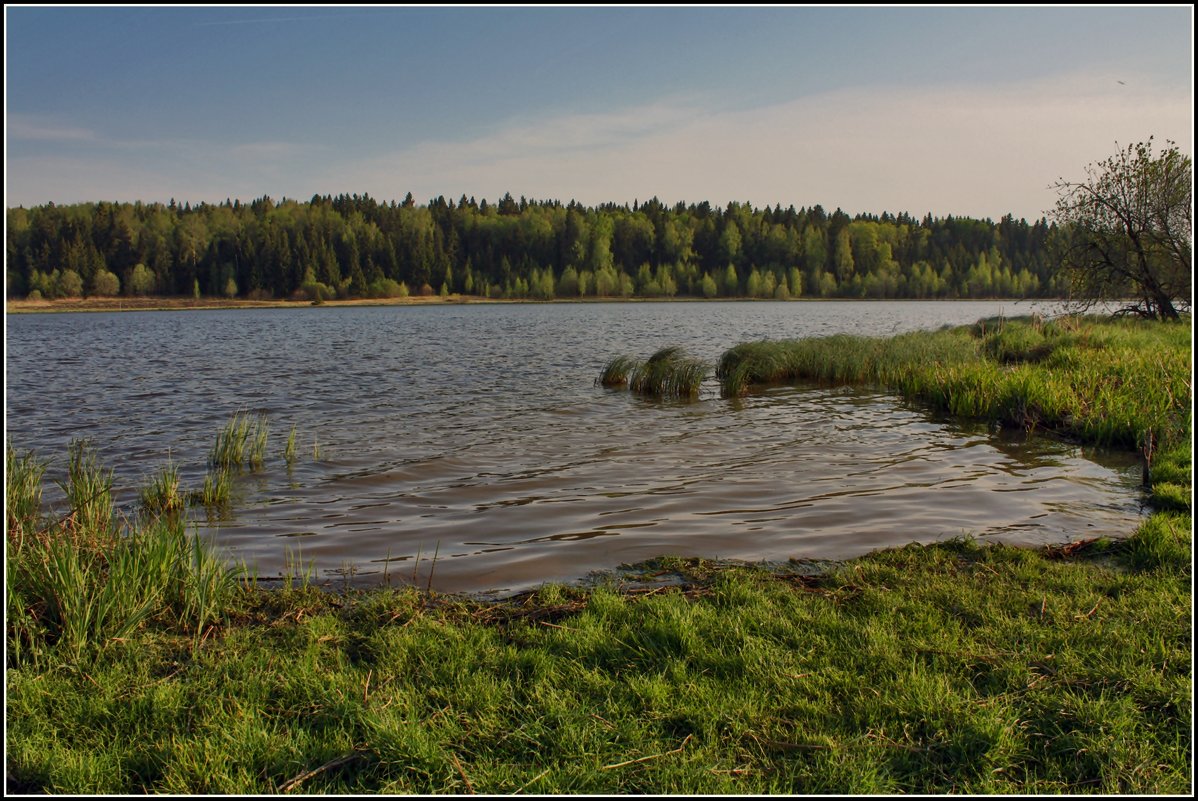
<box><xmin>5</xmin><ymin>301</ymin><xmax>1144</xmax><ymax>593</ymax></box>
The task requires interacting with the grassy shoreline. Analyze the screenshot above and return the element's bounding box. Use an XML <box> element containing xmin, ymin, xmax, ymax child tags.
<box><xmin>6</xmin><ymin>315</ymin><xmax>1191</xmax><ymax>794</ymax></box>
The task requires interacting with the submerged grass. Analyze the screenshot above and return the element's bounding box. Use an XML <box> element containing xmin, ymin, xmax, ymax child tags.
<box><xmin>5</xmin><ymin>314</ymin><xmax>1192</xmax><ymax>794</ymax></box>
<box><xmin>60</xmin><ymin>439</ymin><xmax>115</xmax><ymax>537</ymax></box>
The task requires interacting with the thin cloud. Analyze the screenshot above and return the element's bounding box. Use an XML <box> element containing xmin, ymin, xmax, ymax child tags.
<box><xmin>8</xmin><ymin>114</ymin><xmax>97</xmax><ymax>143</ymax></box>
<box><xmin>228</xmin><ymin>141</ymin><xmax>312</xmax><ymax>160</ymax></box>
<box><xmin>326</xmin><ymin>70</ymin><xmax>1191</xmax><ymax>219</ymax></box>
<box><xmin>193</xmin><ymin>15</ymin><xmax>353</xmax><ymax>27</ymax></box>
<box><xmin>7</xmin><ymin>72</ymin><xmax>1190</xmax><ymax>217</ymax></box>
<box><xmin>401</xmin><ymin>101</ymin><xmax>704</xmax><ymax>168</ymax></box>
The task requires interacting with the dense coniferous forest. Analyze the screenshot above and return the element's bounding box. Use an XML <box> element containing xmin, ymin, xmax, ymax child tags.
<box><xmin>6</xmin><ymin>193</ymin><xmax>1063</xmax><ymax>302</ymax></box>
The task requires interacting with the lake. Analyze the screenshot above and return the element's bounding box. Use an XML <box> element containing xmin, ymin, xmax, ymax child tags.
<box><xmin>5</xmin><ymin>300</ymin><xmax>1145</xmax><ymax>594</ymax></box>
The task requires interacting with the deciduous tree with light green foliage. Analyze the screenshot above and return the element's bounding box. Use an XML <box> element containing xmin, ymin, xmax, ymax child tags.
<box><xmin>91</xmin><ymin>269</ymin><xmax>120</xmax><ymax>297</ymax></box>
<box><xmin>57</xmin><ymin>269</ymin><xmax>83</xmax><ymax>298</ymax></box>
<box><xmin>127</xmin><ymin>263</ymin><xmax>155</xmax><ymax>296</ymax></box>
<box><xmin>1050</xmin><ymin>137</ymin><xmax>1192</xmax><ymax>320</ymax></box>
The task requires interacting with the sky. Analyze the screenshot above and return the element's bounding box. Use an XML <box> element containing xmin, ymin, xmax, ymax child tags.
<box><xmin>4</xmin><ymin>5</ymin><xmax>1193</xmax><ymax>221</ymax></box>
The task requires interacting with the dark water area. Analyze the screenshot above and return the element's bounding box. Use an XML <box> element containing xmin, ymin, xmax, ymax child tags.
<box><xmin>5</xmin><ymin>300</ymin><xmax>1144</xmax><ymax>594</ymax></box>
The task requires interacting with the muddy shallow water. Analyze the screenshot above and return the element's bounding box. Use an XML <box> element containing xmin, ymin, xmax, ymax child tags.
<box><xmin>5</xmin><ymin>300</ymin><xmax>1144</xmax><ymax>594</ymax></box>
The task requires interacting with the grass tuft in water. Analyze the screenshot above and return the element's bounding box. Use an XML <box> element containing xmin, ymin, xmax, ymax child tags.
<box><xmin>208</xmin><ymin>411</ymin><xmax>269</xmax><ymax>472</ymax></box>
<box><xmin>139</xmin><ymin>459</ymin><xmax>185</xmax><ymax>517</ymax></box>
<box><xmin>628</xmin><ymin>346</ymin><xmax>708</xmax><ymax>399</ymax></box>
<box><xmin>596</xmin><ymin>355</ymin><xmax>642</xmax><ymax>388</ymax></box>
<box><xmin>284</xmin><ymin>424</ymin><xmax>298</xmax><ymax>465</ymax></box>
<box><xmin>59</xmin><ymin>439</ymin><xmax>115</xmax><ymax>539</ymax></box>
<box><xmin>189</xmin><ymin>468</ymin><xmax>232</xmax><ymax>509</ymax></box>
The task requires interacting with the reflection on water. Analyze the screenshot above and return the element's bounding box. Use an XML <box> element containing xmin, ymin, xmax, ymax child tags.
<box><xmin>6</xmin><ymin>301</ymin><xmax>1144</xmax><ymax>594</ymax></box>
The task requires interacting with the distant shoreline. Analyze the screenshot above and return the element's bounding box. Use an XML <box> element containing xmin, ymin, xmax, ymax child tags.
<box><xmin>5</xmin><ymin>294</ymin><xmax>480</xmax><ymax>315</ymax></box>
<box><xmin>5</xmin><ymin>294</ymin><xmax>1060</xmax><ymax>315</ymax></box>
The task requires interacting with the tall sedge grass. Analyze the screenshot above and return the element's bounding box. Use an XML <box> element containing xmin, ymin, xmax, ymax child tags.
<box><xmin>283</xmin><ymin>547</ymin><xmax>316</xmax><ymax>590</ymax></box>
<box><xmin>139</xmin><ymin>459</ymin><xmax>184</xmax><ymax>517</ymax></box>
<box><xmin>189</xmin><ymin>468</ymin><xmax>232</xmax><ymax>509</ymax></box>
<box><xmin>208</xmin><ymin>411</ymin><xmax>269</xmax><ymax>471</ymax></box>
<box><xmin>629</xmin><ymin>347</ymin><xmax>707</xmax><ymax>399</ymax></box>
<box><xmin>284</xmin><ymin>424</ymin><xmax>298</xmax><ymax>465</ymax></box>
<box><xmin>6</xmin><ymin>443</ymin><xmax>45</xmax><ymax>537</ymax></box>
<box><xmin>7</xmin><ymin>443</ymin><xmax>241</xmax><ymax>664</ymax></box>
<box><xmin>13</xmin><ymin>515</ymin><xmax>237</xmax><ymax>661</ymax></box>
<box><xmin>717</xmin><ymin>316</ymin><xmax>1191</xmax><ymax>454</ymax></box>
<box><xmin>596</xmin><ymin>355</ymin><xmax>642</xmax><ymax>388</ymax></box>
<box><xmin>6</xmin><ymin>444</ymin><xmax>48</xmax><ymax>665</ymax></box>
<box><xmin>60</xmin><ymin>439</ymin><xmax>115</xmax><ymax>537</ymax></box>
<box><xmin>599</xmin><ymin>348</ymin><xmax>708</xmax><ymax>399</ymax></box>
<box><xmin>595</xmin><ymin>346</ymin><xmax>706</xmax><ymax>399</ymax></box>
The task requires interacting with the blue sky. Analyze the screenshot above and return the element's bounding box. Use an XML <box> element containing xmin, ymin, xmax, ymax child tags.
<box><xmin>5</xmin><ymin>5</ymin><xmax>1193</xmax><ymax>220</ymax></box>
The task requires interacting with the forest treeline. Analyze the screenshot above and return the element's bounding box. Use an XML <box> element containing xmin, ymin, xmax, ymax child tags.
<box><xmin>5</xmin><ymin>193</ymin><xmax>1064</xmax><ymax>302</ymax></box>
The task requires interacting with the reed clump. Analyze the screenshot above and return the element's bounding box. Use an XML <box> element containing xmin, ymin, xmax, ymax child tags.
<box><xmin>139</xmin><ymin>459</ymin><xmax>185</xmax><ymax>517</ymax></box>
<box><xmin>599</xmin><ymin>346</ymin><xmax>707</xmax><ymax>399</ymax></box>
<box><xmin>189</xmin><ymin>468</ymin><xmax>232</xmax><ymax>509</ymax></box>
<box><xmin>629</xmin><ymin>347</ymin><xmax>707</xmax><ymax>399</ymax></box>
<box><xmin>208</xmin><ymin>411</ymin><xmax>269</xmax><ymax>471</ymax></box>
<box><xmin>284</xmin><ymin>424</ymin><xmax>298</xmax><ymax>465</ymax></box>
<box><xmin>6</xmin><ymin>442</ymin><xmax>46</xmax><ymax>535</ymax></box>
<box><xmin>7</xmin><ymin>445</ymin><xmax>240</xmax><ymax>665</ymax></box>
<box><xmin>60</xmin><ymin>439</ymin><xmax>115</xmax><ymax>537</ymax></box>
<box><xmin>596</xmin><ymin>355</ymin><xmax>642</xmax><ymax>388</ymax></box>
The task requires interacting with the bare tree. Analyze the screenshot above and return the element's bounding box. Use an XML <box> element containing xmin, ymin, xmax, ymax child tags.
<box><xmin>1049</xmin><ymin>138</ymin><xmax>1191</xmax><ymax>320</ymax></box>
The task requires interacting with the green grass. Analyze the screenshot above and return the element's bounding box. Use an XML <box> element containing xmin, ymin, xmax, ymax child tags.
<box><xmin>60</xmin><ymin>439</ymin><xmax>115</xmax><ymax>537</ymax></box>
<box><xmin>6</xmin><ymin>441</ymin><xmax>46</xmax><ymax>533</ymax></box>
<box><xmin>4</xmin><ymin>536</ymin><xmax>1190</xmax><ymax>794</ymax></box>
<box><xmin>7</xmin><ymin>444</ymin><xmax>241</xmax><ymax>666</ymax></box>
<box><xmin>717</xmin><ymin>315</ymin><xmax>1191</xmax><ymax>454</ymax></box>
